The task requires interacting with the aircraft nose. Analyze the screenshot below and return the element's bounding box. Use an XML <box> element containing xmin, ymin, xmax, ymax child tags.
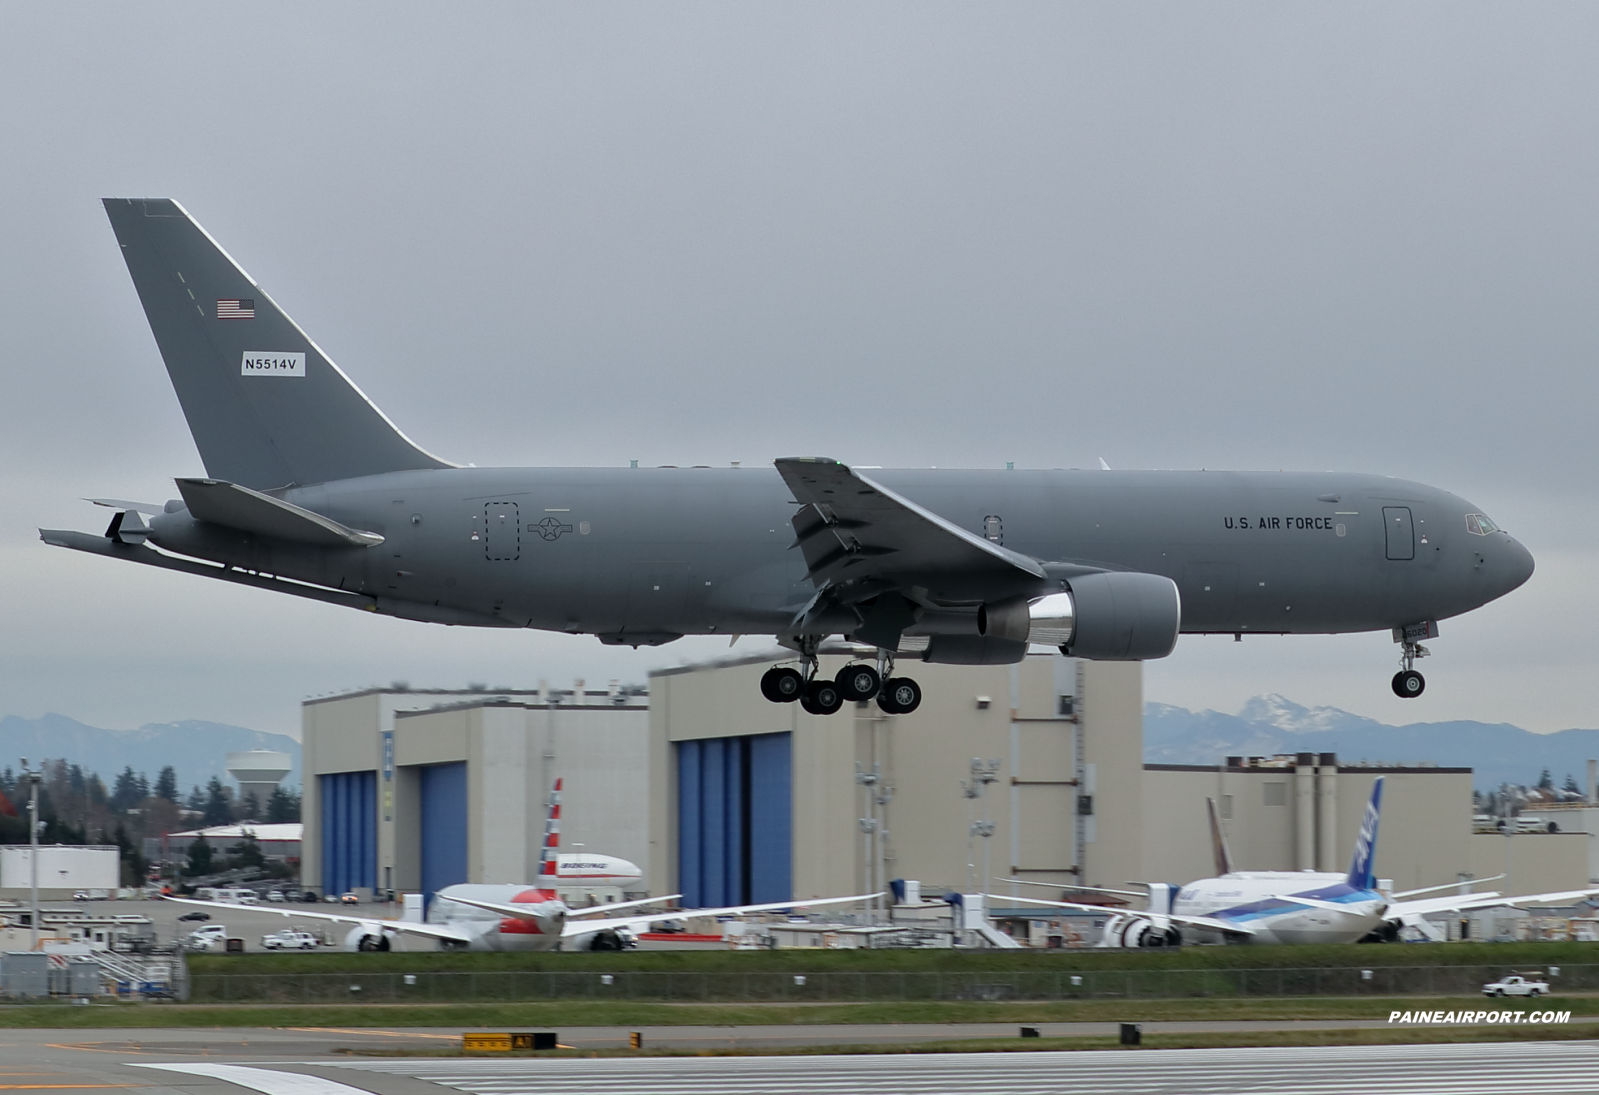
<box><xmin>1501</xmin><ymin>535</ymin><xmax>1535</xmax><ymax>593</ymax></box>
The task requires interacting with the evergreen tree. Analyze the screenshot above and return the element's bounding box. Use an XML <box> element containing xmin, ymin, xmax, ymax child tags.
<box><xmin>1539</xmin><ymin>769</ymin><xmax>1555</xmax><ymax>791</ymax></box>
<box><xmin>185</xmin><ymin>785</ymin><xmax>205</xmax><ymax>812</ymax></box>
<box><xmin>113</xmin><ymin>822</ymin><xmax>148</xmax><ymax>886</ymax></box>
<box><xmin>239</xmin><ymin>791</ymin><xmax>261</xmax><ymax>822</ymax></box>
<box><xmin>1565</xmin><ymin>773</ymin><xmax>1582</xmax><ymax>796</ymax></box>
<box><xmin>202</xmin><ymin>777</ymin><xmax>232</xmax><ymax>827</ymax></box>
<box><xmin>266</xmin><ymin>785</ymin><xmax>300</xmax><ymax>823</ymax></box>
<box><xmin>186</xmin><ymin>836</ymin><xmax>213</xmax><ymax>876</ymax></box>
<box><xmin>111</xmin><ymin>767</ymin><xmax>143</xmax><ymax>812</ymax></box>
<box><xmin>227</xmin><ymin>833</ymin><xmax>264</xmax><ymax>869</ymax></box>
<box><xmin>134</xmin><ymin>771</ymin><xmax>150</xmax><ymax>800</ymax></box>
<box><xmin>155</xmin><ymin>767</ymin><xmax>178</xmax><ymax>802</ymax></box>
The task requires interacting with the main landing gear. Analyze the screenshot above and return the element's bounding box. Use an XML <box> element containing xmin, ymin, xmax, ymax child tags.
<box><xmin>1391</xmin><ymin>640</ymin><xmax>1428</xmax><ymax>699</ymax></box>
<box><xmin>759</xmin><ymin>648</ymin><xmax>922</xmax><ymax>716</ymax></box>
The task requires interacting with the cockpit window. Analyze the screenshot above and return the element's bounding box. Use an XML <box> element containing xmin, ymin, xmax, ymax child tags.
<box><xmin>1466</xmin><ymin>513</ymin><xmax>1500</xmax><ymax>535</ymax></box>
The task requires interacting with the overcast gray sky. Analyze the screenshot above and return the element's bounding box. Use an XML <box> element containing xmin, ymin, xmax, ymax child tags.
<box><xmin>3</xmin><ymin>3</ymin><xmax>1597</xmax><ymax>739</ymax></box>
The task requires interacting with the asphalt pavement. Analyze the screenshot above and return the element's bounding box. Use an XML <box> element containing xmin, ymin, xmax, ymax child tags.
<box><xmin>4</xmin><ymin>1029</ymin><xmax>1599</xmax><ymax>1095</ymax></box>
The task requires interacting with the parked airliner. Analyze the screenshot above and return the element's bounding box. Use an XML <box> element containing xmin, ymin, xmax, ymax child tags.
<box><xmin>169</xmin><ymin>780</ymin><xmax>870</xmax><ymax>951</ymax></box>
<box><xmin>998</xmin><ymin>779</ymin><xmax>1599</xmax><ymax>946</ymax></box>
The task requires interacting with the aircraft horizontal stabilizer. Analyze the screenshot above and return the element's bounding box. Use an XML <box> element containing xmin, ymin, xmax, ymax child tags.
<box><xmin>87</xmin><ymin>497</ymin><xmax>164</xmax><ymax>515</ymax></box>
<box><xmin>176</xmin><ymin>477</ymin><xmax>384</xmax><ymax>547</ymax></box>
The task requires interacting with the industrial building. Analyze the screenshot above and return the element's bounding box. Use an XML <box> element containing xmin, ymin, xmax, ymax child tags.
<box><xmin>649</xmin><ymin>651</ymin><xmax>1589</xmax><ymax>906</ymax></box>
<box><xmin>0</xmin><ymin>845</ymin><xmax>119</xmax><ymax>901</ymax></box>
<box><xmin>300</xmin><ymin>685</ymin><xmax>648</xmax><ymax>903</ymax></box>
<box><xmin>295</xmin><ymin>656</ymin><xmax>1590</xmax><ymax>934</ymax></box>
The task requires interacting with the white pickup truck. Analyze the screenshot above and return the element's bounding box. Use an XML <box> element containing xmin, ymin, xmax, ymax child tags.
<box><xmin>1482</xmin><ymin>974</ymin><xmax>1550</xmax><ymax>997</ymax></box>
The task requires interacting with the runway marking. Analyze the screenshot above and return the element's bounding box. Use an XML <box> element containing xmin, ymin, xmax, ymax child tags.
<box><xmin>322</xmin><ymin>1041</ymin><xmax>1599</xmax><ymax>1095</ymax></box>
<box><xmin>0</xmin><ymin>1087</ymin><xmax>150</xmax><ymax>1090</ymax></box>
<box><xmin>283</xmin><ymin>1028</ymin><xmax>458</xmax><ymax>1041</ymax></box>
<box><xmin>129</xmin><ymin>1067</ymin><xmax>376</xmax><ymax>1095</ymax></box>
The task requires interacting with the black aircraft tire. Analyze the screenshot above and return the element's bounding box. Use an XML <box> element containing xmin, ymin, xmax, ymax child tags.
<box><xmin>835</xmin><ymin>664</ymin><xmax>882</xmax><ymax>701</ymax></box>
<box><xmin>801</xmin><ymin>679</ymin><xmax>844</xmax><ymax>715</ymax></box>
<box><xmin>761</xmin><ymin>666</ymin><xmax>805</xmax><ymax>703</ymax></box>
<box><xmin>881</xmin><ymin>677</ymin><xmax>922</xmax><ymax>714</ymax></box>
<box><xmin>1391</xmin><ymin>670</ymin><xmax>1425</xmax><ymax>699</ymax></box>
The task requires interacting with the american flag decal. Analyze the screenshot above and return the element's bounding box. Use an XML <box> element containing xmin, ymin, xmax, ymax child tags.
<box><xmin>216</xmin><ymin>298</ymin><xmax>255</xmax><ymax>319</ymax></box>
<box><xmin>538</xmin><ymin>778</ymin><xmax>563</xmax><ymax>878</ymax></box>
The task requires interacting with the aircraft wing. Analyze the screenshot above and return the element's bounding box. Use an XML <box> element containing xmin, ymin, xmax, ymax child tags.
<box><xmin>559</xmin><ymin>891</ymin><xmax>881</xmax><ymax>939</ymax></box>
<box><xmin>1388</xmin><ymin>887</ymin><xmax>1599</xmax><ymax>920</ymax></box>
<box><xmin>999</xmin><ymin>877</ymin><xmax>1147</xmax><ymax>900</ymax></box>
<box><xmin>775</xmin><ymin>458</ymin><xmax>1045</xmax><ymax>611</ymax></box>
<box><xmin>986</xmin><ymin>893</ymin><xmax>1257</xmax><ymax>937</ymax></box>
<box><xmin>161</xmin><ymin>896</ymin><xmax>476</xmax><ymax>945</ymax></box>
<box><xmin>1392</xmin><ymin>874</ymin><xmax>1505</xmax><ymax>900</ymax></box>
<box><xmin>441</xmin><ymin>893</ymin><xmax>683</xmax><ymax>921</ymax></box>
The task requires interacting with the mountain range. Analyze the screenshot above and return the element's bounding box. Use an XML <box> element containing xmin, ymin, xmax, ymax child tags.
<box><xmin>0</xmin><ymin>697</ymin><xmax>1587</xmax><ymax>796</ymax></box>
<box><xmin>0</xmin><ymin>713</ymin><xmax>301</xmax><ymax>793</ymax></box>
<box><xmin>1146</xmin><ymin>695</ymin><xmax>1599</xmax><ymax>790</ymax></box>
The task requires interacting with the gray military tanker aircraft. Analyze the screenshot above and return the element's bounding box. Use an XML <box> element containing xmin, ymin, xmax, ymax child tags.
<box><xmin>41</xmin><ymin>199</ymin><xmax>1535</xmax><ymax>714</ymax></box>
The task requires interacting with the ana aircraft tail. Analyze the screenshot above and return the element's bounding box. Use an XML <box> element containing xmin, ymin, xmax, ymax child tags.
<box><xmin>1206</xmin><ymin>796</ymin><xmax>1235</xmax><ymax>875</ymax></box>
<box><xmin>1345</xmin><ymin>776</ymin><xmax>1385</xmax><ymax>890</ymax></box>
<box><xmin>536</xmin><ymin>778</ymin><xmax>563</xmax><ymax>884</ymax></box>
<box><xmin>102</xmin><ymin>198</ymin><xmax>449</xmax><ymax>491</ymax></box>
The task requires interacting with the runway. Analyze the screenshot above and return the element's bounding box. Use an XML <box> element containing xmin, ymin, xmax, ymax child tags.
<box><xmin>5</xmin><ymin>1028</ymin><xmax>1599</xmax><ymax>1095</ymax></box>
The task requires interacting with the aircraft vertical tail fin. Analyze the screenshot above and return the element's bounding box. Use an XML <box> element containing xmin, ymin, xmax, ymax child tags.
<box><xmin>1206</xmin><ymin>797</ymin><xmax>1235</xmax><ymax>875</ymax></box>
<box><xmin>536</xmin><ymin>778</ymin><xmax>563</xmax><ymax>885</ymax></box>
<box><xmin>1345</xmin><ymin>777</ymin><xmax>1385</xmax><ymax>890</ymax></box>
<box><xmin>101</xmin><ymin>198</ymin><xmax>450</xmax><ymax>490</ymax></box>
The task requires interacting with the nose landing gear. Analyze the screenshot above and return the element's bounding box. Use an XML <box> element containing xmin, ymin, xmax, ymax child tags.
<box><xmin>1391</xmin><ymin>641</ymin><xmax>1429</xmax><ymax>699</ymax></box>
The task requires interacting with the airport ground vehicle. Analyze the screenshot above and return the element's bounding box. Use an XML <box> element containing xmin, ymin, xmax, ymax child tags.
<box><xmin>1483</xmin><ymin>974</ymin><xmax>1550</xmax><ymax>997</ymax></box>
<box><xmin>261</xmin><ymin>929</ymin><xmax>318</xmax><ymax>950</ymax></box>
<box><xmin>177</xmin><ymin>911</ymin><xmax>210</xmax><ymax>922</ymax></box>
<box><xmin>183</xmin><ymin>924</ymin><xmax>227</xmax><ymax>951</ymax></box>
<box><xmin>267</xmin><ymin>890</ymin><xmax>286</xmax><ymax>903</ymax></box>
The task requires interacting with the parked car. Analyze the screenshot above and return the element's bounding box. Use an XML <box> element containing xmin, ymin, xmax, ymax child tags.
<box><xmin>340</xmin><ymin>891</ymin><xmax>360</xmax><ymax>905</ymax></box>
<box><xmin>177</xmin><ymin>911</ymin><xmax>211</xmax><ymax>922</ymax></box>
<box><xmin>184</xmin><ymin>924</ymin><xmax>227</xmax><ymax>951</ymax></box>
<box><xmin>1483</xmin><ymin>974</ymin><xmax>1550</xmax><ymax>997</ymax></box>
<box><xmin>261</xmin><ymin>929</ymin><xmax>318</xmax><ymax>950</ymax></box>
<box><xmin>266</xmin><ymin>890</ymin><xmax>286</xmax><ymax>903</ymax></box>
<box><xmin>301</xmin><ymin>891</ymin><xmax>320</xmax><ymax>903</ymax></box>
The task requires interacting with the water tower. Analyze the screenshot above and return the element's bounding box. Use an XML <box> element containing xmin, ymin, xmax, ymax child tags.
<box><xmin>226</xmin><ymin>750</ymin><xmax>293</xmax><ymax>814</ymax></box>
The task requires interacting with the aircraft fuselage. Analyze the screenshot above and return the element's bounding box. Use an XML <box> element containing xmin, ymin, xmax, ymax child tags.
<box><xmin>143</xmin><ymin>466</ymin><xmax>1534</xmax><ymax>644</ymax></box>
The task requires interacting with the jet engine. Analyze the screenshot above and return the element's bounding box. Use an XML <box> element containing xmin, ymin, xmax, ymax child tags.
<box><xmin>344</xmin><ymin>925</ymin><xmax>392</xmax><ymax>951</ymax></box>
<box><xmin>1103</xmin><ymin>913</ymin><xmax>1182</xmax><ymax>948</ymax></box>
<box><xmin>975</xmin><ymin>572</ymin><xmax>1181</xmax><ymax>661</ymax></box>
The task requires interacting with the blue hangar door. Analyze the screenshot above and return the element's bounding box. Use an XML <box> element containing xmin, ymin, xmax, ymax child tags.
<box><xmin>677</xmin><ymin>733</ymin><xmax>792</xmax><ymax>908</ymax></box>
<box><xmin>320</xmin><ymin>771</ymin><xmax>376</xmax><ymax>897</ymax></box>
<box><xmin>419</xmin><ymin>762</ymin><xmax>469</xmax><ymax>909</ymax></box>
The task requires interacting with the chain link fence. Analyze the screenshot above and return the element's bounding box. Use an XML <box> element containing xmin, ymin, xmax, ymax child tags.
<box><xmin>188</xmin><ymin>964</ymin><xmax>1599</xmax><ymax>1004</ymax></box>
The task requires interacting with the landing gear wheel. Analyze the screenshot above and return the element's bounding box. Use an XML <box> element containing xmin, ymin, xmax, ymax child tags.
<box><xmin>1391</xmin><ymin>670</ymin><xmax>1425</xmax><ymax>699</ymax></box>
<box><xmin>876</xmin><ymin>677</ymin><xmax>922</xmax><ymax>715</ymax></box>
<box><xmin>761</xmin><ymin>666</ymin><xmax>805</xmax><ymax>703</ymax></box>
<box><xmin>835</xmin><ymin>664</ymin><xmax>882</xmax><ymax>701</ymax></box>
<box><xmin>800</xmin><ymin>678</ymin><xmax>844</xmax><ymax>715</ymax></box>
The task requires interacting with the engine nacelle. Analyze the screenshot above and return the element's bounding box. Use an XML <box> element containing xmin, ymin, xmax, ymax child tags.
<box><xmin>978</xmin><ymin>573</ymin><xmax>1180</xmax><ymax>661</ymax></box>
<box><xmin>343</xmin><ymin>925</ymin><xmax>391</xmax><ymax>951</ymax></box>
<box><xmin>1102</xmin><ymin>913</ymin><xmax>1182</xmax><ymax>948</ymax></box>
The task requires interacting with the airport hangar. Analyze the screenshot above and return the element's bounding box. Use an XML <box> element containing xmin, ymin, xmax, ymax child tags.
<box><xmin>297</xmin><ymin>655</ymin><xmax>1587</xmax><ymax>918</ymax></box>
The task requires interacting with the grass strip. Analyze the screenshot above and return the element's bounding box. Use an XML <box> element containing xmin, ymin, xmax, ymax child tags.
<box><xmin>0</xmin><ymin>995</ymin><xmax>1593</xmax><ymax>1028</ymax></box>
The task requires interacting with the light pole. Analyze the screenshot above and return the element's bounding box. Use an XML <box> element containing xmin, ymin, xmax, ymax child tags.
<box><xmin>855</xmin><ymin>763</ymin><xmax>880</xmax><ymax>922</ymax></box>
<box><xmin>961</xmin><ymin>758</ymin><xmax>1002</xmax><ymax>901</ymax></box>
<box><xmin>20</xmin><ymin>759</ymin><xmax>43</xmax><ymax>948</ymax></box>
